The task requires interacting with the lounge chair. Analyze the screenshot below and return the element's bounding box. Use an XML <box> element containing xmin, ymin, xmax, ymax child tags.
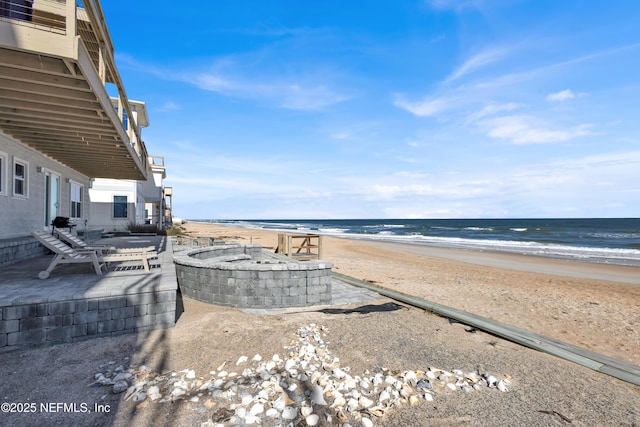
<box><xmin>32</xmin><ymin>230</ymin><xmax>158</xmax><ymax>279</ymax></box>
<box><xmin>54</xmin><ymin>229</ymin><xmax>155</xmax><ymax>254</ymax></box>
<box><xmin>54</xmin><ymin>229</ymin><xmax>116</xmax><ymax>254</ymax></box>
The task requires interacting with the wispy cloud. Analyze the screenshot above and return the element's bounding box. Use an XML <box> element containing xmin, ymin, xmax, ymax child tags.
<box><xmin>393</xmin><ymin>94</ymin><xmax>458</xmax><ymax>117</ymax></box>
<box><xmin>465</xmin><ymin>102</ymin><xmax>521</xmax><ymax>124</ymax></box>
<box><xmin>426</xmin><ymin>0</ymin><xmax>486</xmax><ymax>12</ymax></box>
<box><xmin>547</xmin><ymin>89</ymin><xmax>575</xmax><ymax>102</ymax></box>
<box><xmin>156</xmin><ymin>101</ymin><xmax>181</xmax><ymax>113</ymax></box>
<box><xmin>479</xmin><ymin>115</ymin><xmax>594</xmax><ymax>144</ymax></box>
<box><xmin>446</xmin><ymin>48</ymin><xmax>510</xmax><ymax>83</ymax></box>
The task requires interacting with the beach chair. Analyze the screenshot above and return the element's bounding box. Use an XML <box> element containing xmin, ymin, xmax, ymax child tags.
<box><xmin>54</xmin><ymin>228</ymin><xmax>156</xmax><ymax>254</ymax></box>
<box><xmin>32</xmin><ymin>230</ymin><xmax>158</xmax><ymax>279</ymax></box>
<box><xmin>54</xmin><ymin>229</ymin><xmax>115</xmax><ymax>254</ymax></box>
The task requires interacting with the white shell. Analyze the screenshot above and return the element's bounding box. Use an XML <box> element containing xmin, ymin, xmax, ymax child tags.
<box><xmin>282</xmin><ymin>406</ymin><xmax>297</xmax><ymax>420</ymax></box>
<box><xmin>362</xmin><ymin>417</ymin><xmax>374</xmax><ymax>427</ymax></box>
<box><xmin>306</xmin><ymin>414</ymin><xmax>320</xmax><ymax>426</ymax></box>
<box><xmin>310</xmin><ymin>386</ymin><xmax>327</xmax><ymax>405</ymax></box>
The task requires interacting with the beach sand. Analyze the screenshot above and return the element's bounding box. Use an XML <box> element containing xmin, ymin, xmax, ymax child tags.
<box><xmin>1</xmin><ymin>221</ymin><xmax>639</xmax><ymax>427</ymax></box>
<box><xmin>182</xmin><ymin>221</ymin><xmax>640</xmax><ymax>366</ymax></box>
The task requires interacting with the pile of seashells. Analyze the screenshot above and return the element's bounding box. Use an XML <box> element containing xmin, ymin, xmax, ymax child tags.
<box><xmin>92</xmin><ymin>323</ymin><xmax>511</xmax><ymax>426</ymax></box>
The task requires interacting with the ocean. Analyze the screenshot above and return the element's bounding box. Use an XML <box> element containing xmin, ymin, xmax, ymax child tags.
<box><xmin>197</xmin><ymin>218</ymin><xmax>640</xmax><ymax>267</ymax></box>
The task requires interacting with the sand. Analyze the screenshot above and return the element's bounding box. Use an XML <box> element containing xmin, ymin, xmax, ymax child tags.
<box><xmin>182</xmin><ymin>221</ymin><xmax>640</xmax><ymax>366</ymax></box>
<box><xmin>1</xmin><ymin>220</ymin><xmax>639</xmax><ymax>427</ymax></box>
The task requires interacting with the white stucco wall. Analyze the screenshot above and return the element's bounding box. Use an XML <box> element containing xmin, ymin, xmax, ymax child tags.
<box><xmin>87</xmin><ymin>178</ymin><xmax>144</xmax><ymax>232</ymax></box>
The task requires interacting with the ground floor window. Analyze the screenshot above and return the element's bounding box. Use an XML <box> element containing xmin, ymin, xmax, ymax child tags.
<box><xmin>13</xmin><ymin>157</ymin><xmax>28</xmax><ymax>197</ymax></box>
<box><xmin>70</xmin><ymin>182</ymin><xmax>83</xmax><ymax>218</ymax></box>
<box><xmin>113</xmin><ymin>195</ymin><xmax>128</xmax><ymax>218</ymax></box>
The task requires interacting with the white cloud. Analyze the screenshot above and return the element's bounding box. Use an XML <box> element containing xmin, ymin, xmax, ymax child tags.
<box><xmin>156</xmin><ymin>101</ymin><xmax>181</xmax><ymax>112</ymax></box>
<box><xmin>547</xmin><ymin>89</ymin><xmax>575</xmax><ymax>102</ymax></box>
<box><xmin>465</xmin><ymin>102</ymin><xmax>521</xmax><ymax>124</ymax></box>
<box><xmin>393</xmin><ymin>94</ymin><xmax>456</xmax><ymax>117</ymax></box>
<box><xmin>479</xmin><ymin>115</ymin><xmax>594</xmax><ymax>144</ymax></box>
<box><xmin>446</xmin><ymin>48</ymin><xmax>509</xmax><ymax>82</ymax></box>
<box><xmin>426</xmin><ymin>0</ymin><xmax>485</xmax><ymax>12</ymax></box>
<box><xmin>187</xmin><ymin>71</ymin><xmax>349</xmax><ymax>111</ymax></box>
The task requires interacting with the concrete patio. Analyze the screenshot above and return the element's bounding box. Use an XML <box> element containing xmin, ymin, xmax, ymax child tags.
<box><xmin>0</xmin><ymin>235</ymin><xmax>384</xmax><ymax>352</ymax></box>
<box><xmin>0</xmin><ymin>234</ymin><xmax>177</xmax><ymax>352</ymax></box>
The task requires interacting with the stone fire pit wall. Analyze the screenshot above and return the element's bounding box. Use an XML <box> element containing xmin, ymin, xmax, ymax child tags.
<box><xmin>174</xmin><ymin>244</ymin><xmax>333</xmax><ymax>308</ymax></box>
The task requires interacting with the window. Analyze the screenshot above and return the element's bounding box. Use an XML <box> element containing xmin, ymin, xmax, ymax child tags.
<box><xmin>113</xmin><ymin>195</ymin><xmax>128</xmax><ymax>218</ymax></box>
<box><xmin>13</xmin><ymin>158</ymin><xmax>28</xmax><ymax>198</ymax></box>
<box><xmin>70</xmin><ymin>182</ymin><xmax>83</xmax><ymax>218</ymax></box>
<box><xmin>0</xmin><ymin>151</ymin><xmax>6</xmax><ymax>196</ymax></box>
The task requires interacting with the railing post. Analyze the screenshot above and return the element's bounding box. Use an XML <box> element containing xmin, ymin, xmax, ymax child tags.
<box><xmin>66</xmin><ymin>0</ymin><xmax>77</xmax><ymax>39</ymax></box>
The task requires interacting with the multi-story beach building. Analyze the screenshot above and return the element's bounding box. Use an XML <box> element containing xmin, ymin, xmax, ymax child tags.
<box><xmin>0</xmin><ymin>0</ymin><xmax>167</xmax><ymax>265</ymax></box>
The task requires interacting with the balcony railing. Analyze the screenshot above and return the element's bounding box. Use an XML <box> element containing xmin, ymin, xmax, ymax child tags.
<box><xmin>0</xmin><ymin>0</ymin><xmax>148</xmax><ymax>179</ymax></box>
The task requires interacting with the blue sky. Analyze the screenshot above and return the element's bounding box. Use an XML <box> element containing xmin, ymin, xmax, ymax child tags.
<box><xmin>102</xmin><ymin>0</ymin><xmax>640</xmax><ymax>219</ymax></box>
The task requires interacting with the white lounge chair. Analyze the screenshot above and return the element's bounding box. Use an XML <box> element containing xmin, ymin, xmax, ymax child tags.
<box><xmin>53</xmin><ymin>229</ymin><xmax>116</xmax><ymax>254</ymax></box>
<box><xmin>54</xmin><ymin>229</ymin><xmax>155</xmax><ymax>254</ymax></box>
<box><xmin>32</xmin><ymin>230</ymin><xmax>158</xmax><ymax>279</ymax></box>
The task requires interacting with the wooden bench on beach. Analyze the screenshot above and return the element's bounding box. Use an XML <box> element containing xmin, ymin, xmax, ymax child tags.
<box><xmin>276</xmin><ymin>233</ymin><xmax>323</xmax><ymax>260</ymax></box>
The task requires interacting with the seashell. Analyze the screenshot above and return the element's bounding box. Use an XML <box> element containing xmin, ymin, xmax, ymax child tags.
<box><xmin>368</xmin><ymin>406</ymin><xmax>387</xmax><ymax>417</ymax></box>
<box><xmin>252</xmin><ymin>354</ymin><xmax>262</xmax><ymax>362</ymax></box>
<box><xmin>424</xmin><ymin>393</ymin><xmax>434</xmax><ymax>402</ymax></box>
<box><xmin>484</xmin><ymin>375</ymin><xmax>498</xmax><ymax>387</ymax></box>
<box><xmin>379</xmin><ymin>390</ymin><xmax>390</xmax><ymax>403</ymax></box>
<box><xmin>218</xmin><ymin>371</ymin><xmax>228</xmax><ymax>378</ymax></box>
<box><xmin>333</xmin><ymin>368</ymin><xmax>347</xmax><ymax>379</ymax></box>
<box><xmin>310</xmin><ymin>386</ymin><xmax>327</xmax><ymax>405</ymax></box>
<box><xmin>171</xmin><ymin>387</ymin><xmax>186</xmax><ymax>397</ymax></box>
<box><xmin>409</xmin><ymin>395</ymin><xmax>420</xmax><ymax>405</ymax></box>
<box><xmin>497</xmin><ymin>380</ymin><xmax>509</xmax><ymax>392</ymax></box>
<box><xmin>301</xmin><ymin>406</ymin><xmax>313</xmax><ymax>417</ymax></box>
<box><xmin>446</xmin><ymin>383</ymin><xmax>456</xmax><ymax>391</ymax></box>
<box><xmin>185</xmin><ymin>370</ymin><xmax>196</xmax><ymax>379</ymax></box>
<box><xmin>249</xmin><ymin>403</ymin><xmax>264</xmax><ymax>415</ymax></box>
<box><xmin>416</xmin><ymin>379</ymin><xmax>432</xmax><ymax>390</ymax></box>
<box><xmin>241</xmin><ymin>395</ymin><xmax>253</xmax><ymax>405</ymax></box>
<box><xmin>346</xmin><ymin>398</ymin><xmax>359</xmax><ymax>412</ymax></box>
<box><xmin>347</xmin><ymin>389</ymin><xmax>361</xmax><ymax>400</ymax></box>
<box><xmin>282</xmin><ymin>406</ymin><xmax>297</xmax><ymax>420</ymax></box>
<box><xmin>359</xmin><ymin>379</ymin><xmax>370</xmax><ymax>389</ymax></box>
<box><xmin>359</xmin><ymin>395</ymin><xmax>374</xmax><ymax>408</ymax></box>
<box><xmin>273</xmin><ymin>395</ymin><xmax>285</xmax><ymax>411</ymax></box>
<box><xmin>235</xmin><ymin>407</ymin><xmax>247</xmax><ymax>419</ymax></box>
<box><xmin>236</xmin><ymin>355</ymin><xmax>248</xmax><ymax>365</ymax></box>
<box><xmin>266</xmin><ymin>408</ymin><xmax>279</xmax><ymax>418</ymax></box>
<box><xmin>285</xmin><ymin>359</ymin><xmax>296</xmax><ymax>371</ymax></box>
<box><xmin>426</xmin><ymin>370</ymin><xmax>436</xmax><ymax>379</ymax></box>
<box><xmin>244</xmin><ymin>414</ymin><xmax>260</xmax><ymax>425</ymax></box>
<box><xmin>362</xmin><ymin>417</ymin><xmax>374</xmax><ymax>427</ymax></box>
<box><xmin>306</xmin><ymin>414</ymin><xmax>320</xmax><ymax>426</ymax></box>
<box><xmin>330</xmin><ymin>396</ymin><xmax>346</xmax><ymax>408</ymax></box>
<box><xmin>403</xmin><ymin>370</ymin><xmax>417</xmax><ymax>386</ymax></box>
<box><xmin>216</xmin><ymin>362</ymin><xmax>227</xmax><ymax>371</ymax></box>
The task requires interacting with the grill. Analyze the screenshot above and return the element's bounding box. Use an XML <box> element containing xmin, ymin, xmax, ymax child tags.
<box><xmin>51</xmin><ymin>216</ymin><xmax>75</xmax><ymax>230</ymax></box>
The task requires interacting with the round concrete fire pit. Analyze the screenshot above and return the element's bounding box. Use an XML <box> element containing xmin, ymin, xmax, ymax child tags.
<box><xmin>173</xmin><ymin>244</ymin><xmax>333</xmax><ymax>308</ymax></box>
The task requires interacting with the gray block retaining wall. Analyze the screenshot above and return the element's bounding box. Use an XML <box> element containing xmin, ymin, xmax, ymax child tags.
<box><xmin>174</xmin><ymin>244</ymin><xmax>333</xmax><ymax>309</ymax></box>
<box><xmin>0</xmin><ymin>290</ymin><xmax>176</xmax><ymax>351</ymax></box>
<box><xmin>0</xmin><ymin>236</ymin><xmax>47</xmax><ymax>268</ymax></box>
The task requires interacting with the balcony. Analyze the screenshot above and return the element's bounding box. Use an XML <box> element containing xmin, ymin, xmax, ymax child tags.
<box><xmin>0</xmin><ymin>0</ymin><xmax>147</xmax><ymax>180</ymax></box>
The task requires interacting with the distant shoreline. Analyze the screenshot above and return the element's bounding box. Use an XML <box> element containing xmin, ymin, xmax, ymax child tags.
<box><xmin>191</xmin><ymin>219</ymin><xmax>640</xmax><ymax>269</ymax></box>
